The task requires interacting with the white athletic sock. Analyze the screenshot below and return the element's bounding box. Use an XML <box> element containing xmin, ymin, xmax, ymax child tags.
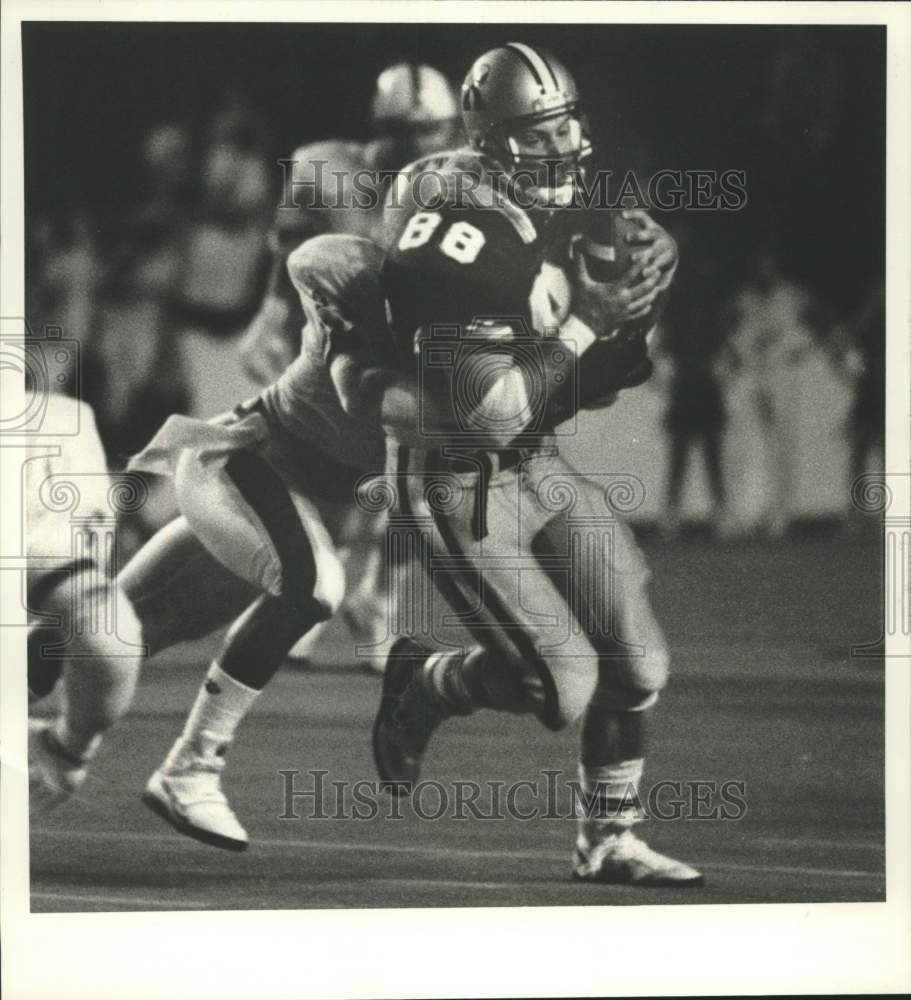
<box><xmin>175</xmin><ymin>663</ymin><xmax>260</xmax><ymax>756</ymax></box>
<box><xmin>576</xmin><ymin>759</ymin><xmax>645</xmax><ymax>847</ymax></box>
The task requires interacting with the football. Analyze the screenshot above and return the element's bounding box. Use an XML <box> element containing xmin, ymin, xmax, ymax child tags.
<box><xmin>574</xmin><ymin>207</ymin><xmax>664</xmax><ymax>335</ymax></box>
<box><xmin>576</xmin><ymin>207</ymin><xmax>643</xmax><ymax>283</ymax></box>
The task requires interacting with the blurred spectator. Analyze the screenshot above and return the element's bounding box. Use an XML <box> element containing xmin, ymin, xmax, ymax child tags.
<box><xmin>173</xmin><ymin>94</ymin><xmax>274</xmax><ymax>417</ymax></box>
<box><xmin>26</xmin><ymin>211</ymin><xmax>97</xmax><ymax>356</ymax></box>
<box><xmin>86</xmin><ymin>122</ymin><xmax>194</xmax><ymax>466</ymax></box>
<box><xmin>658</xmin><ymin>250</ymin><xmax>728</xmax><ymax>537</ymax></box>
<box><xmin>830</xmin><ymin>279</ymin><xmax>886</xmax><ymax>491</ymax></box>
<box><xmin>176</xmin><ymin>97</ymin><xmax>273</xmax><ymax>324</ymax></box>
<box><xmin>134</xmin><ymin>123</ymin><xmax>195</xmax><ymax>229</ymax></box>
<box><xmin>721</xmin><ymin>250</ymin><xmax>819</xmax><ymax>539</ymax></box>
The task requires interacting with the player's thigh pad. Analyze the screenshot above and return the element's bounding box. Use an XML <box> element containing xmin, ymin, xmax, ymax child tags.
<box><xmin>594</xmin><ymin>515</ymin><xmax>669</xmax><ymax>707</ymax></box>
<box><xmin>525</xmin><ymin>462</ymin><xmax>669</xmax><ymax>712</ymax></box>
<box><xmin>174</xmin><ymin>447</ymin><xmax>344</xmax><ymax>616</ymax></box>
<box><xmin>542</xmin><ymin>511</ymin><xmax>668</xmax><ymax>710</ymax></box>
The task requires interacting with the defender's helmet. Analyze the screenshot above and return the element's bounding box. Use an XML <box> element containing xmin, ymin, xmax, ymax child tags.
<box><xmin>371</xmin><ymin>63</ymin><xmax>459</xmax><ymax>129</ymax></box>
<box><xmin>461</xmin><ymin>43</ymin><xmax>592</xmax><ymax>206</ymax></box>
<box><xmin>370</xmin><ymin>63</ymin><xmax>460</xmax><ymax>164</ymax></box>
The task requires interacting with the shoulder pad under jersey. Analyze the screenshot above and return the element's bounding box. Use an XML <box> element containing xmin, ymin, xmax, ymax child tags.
<box><xmin>381</xmin><ymin>146</ymin><xmax>538</xmax><ymax>250</ymax></box>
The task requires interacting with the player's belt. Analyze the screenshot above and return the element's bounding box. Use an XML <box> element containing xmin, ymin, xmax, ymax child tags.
<box><xmin>446</xmin><ymin>448</ymin><xmax>523</xmax><ymax>475</ymax></box>
<box><xmin>405</xmin><ymin>447</ymin><xmax>525</xmax><ymax>477</ymax></box>
<box><xmin>402</xmin><ymin>448</ymin><xmax>535</xmax><ymax>538</ymax></box>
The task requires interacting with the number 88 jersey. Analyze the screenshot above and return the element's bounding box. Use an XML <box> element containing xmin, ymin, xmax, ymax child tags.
<box><xmin>381</xmin><ymin>147</ymin><xmax>571</xmax><ymax>365</ymax></box>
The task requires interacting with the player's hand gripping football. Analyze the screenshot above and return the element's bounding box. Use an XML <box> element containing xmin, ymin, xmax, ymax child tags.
<box><xmin>622</xmin><ymin>208</ymin><xmax>678</xmax><ymax>294</ymax></box>
<box><xmin>571</xmin><ymin>234</ymin><xmax>667</xmax><ymax>336</ymax></box>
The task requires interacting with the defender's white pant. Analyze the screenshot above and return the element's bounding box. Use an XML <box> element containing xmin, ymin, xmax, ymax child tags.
<box><xmin>173</xmin><ymin>442</ymin><xmax>345</xmax><ymax>616</ymax></box>
<box><xmin>132</xmin><ymin>409</ymin><xmax>346</xmax><ymax>618</ymax></box>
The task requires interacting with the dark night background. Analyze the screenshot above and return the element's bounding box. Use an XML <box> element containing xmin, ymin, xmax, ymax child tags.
<box><xmin>23</xmin><ymin>21</ymin><xmax>885</xmax><ymax>312</ymax></box>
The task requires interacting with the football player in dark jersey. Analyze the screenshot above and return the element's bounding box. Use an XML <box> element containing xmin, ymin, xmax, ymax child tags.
<box><xmin>364</xmin><ymin>43</ymin><xmax>702</xmax><ymax>885</ymax></box>
<box><xmin>118</xmin><ymin>45</ymin><xmax>695</xmax><ymax>885</ymax></box>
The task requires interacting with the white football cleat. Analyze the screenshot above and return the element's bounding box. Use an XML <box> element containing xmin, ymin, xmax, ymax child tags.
<box><xmin>28</xmin><ymin>719</ymin><xmax>88</xmax><ymax>813</ymax></box>
<box><xmin>142</xmin><ymin>737</ymin><xmax>249</xmax><ymax>852</ymax></box>
<box><xmin>573</xmin><ymin>829</ymin><xmax>704</xmax><ymax>886</ymax></box>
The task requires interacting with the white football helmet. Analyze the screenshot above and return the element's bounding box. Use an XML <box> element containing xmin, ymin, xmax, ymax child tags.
<box><xmin>371</xmin><ymin>63</ymin><xmax>458</xmax><ymax>128</ymax></box>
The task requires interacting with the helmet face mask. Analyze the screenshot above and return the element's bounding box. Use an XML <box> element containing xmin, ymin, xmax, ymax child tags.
<box><xmin>499</xmin><ymin>112</ymin><xmax>590</xmax><ymax>206</ymax></box>
<box><xmin>461</xmin><ymin>44</ymin><xmax>592</xmax><ymax>208</ymax></box>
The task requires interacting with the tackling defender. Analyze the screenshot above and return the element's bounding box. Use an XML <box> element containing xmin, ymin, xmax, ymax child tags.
<box><xmin>118</xmin><ymin>66</ymin><xmax>457</xmax><ymax>850</ymax></box>
<box><xmin>239</xmin><ymin>62</ymin><xmax>459</xmax><ymax>665</ymax></box>
<box><xmin>119</xmin><ymin>64</ymin><xmax>459</xmax><ymax>667</ymax></box>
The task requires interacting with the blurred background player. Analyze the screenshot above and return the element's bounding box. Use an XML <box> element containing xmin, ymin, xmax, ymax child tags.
<box><xmin>656</xmin><ymin>247</ymin><xmax>729</xmax><ymax>538</ymax></box>
<box><xmin>24</xmin><ymin>392</ymin><xmax>143</xmax><ymax>811</ymax></box>
<box><xmin>239</xmin><ymin>62</ymin><xmax>459</xmax><ymax>385</ymax></box>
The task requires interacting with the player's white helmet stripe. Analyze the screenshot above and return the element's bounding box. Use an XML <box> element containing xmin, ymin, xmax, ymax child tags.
<box><xmin>503</xmin><ymin>42</ymin><xmax>561</xmax><ymax>93</ymax></box>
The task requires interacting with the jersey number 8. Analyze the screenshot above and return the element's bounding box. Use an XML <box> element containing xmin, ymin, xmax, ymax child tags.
<box><xmin>397</xmin><ymin>211</ymin><xmax>486</xmax><ymax>264</ymax></box>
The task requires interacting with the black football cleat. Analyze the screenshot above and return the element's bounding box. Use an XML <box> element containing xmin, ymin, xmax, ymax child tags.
<box><xmin>372</xmin><ymin>637</ymin><xmax>451</xmax><ymax>797</ymax></box>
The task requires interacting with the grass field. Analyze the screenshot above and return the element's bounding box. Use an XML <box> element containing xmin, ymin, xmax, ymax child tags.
<box><xmin>29</xmin><ymin>528</ymin><xmax>886</xmax><ymax>911</ymax></box>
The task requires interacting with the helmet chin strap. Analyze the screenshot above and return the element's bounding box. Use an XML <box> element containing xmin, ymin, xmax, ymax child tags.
<box><xmin>537</xmin><ymin>180</ymin><xmax>577</xmax><ymax>208</ymax></box>
<box><xmin>501</xmin><ymin>141</ymin><xmax>583</xmax><ymax>208</ymax></box>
